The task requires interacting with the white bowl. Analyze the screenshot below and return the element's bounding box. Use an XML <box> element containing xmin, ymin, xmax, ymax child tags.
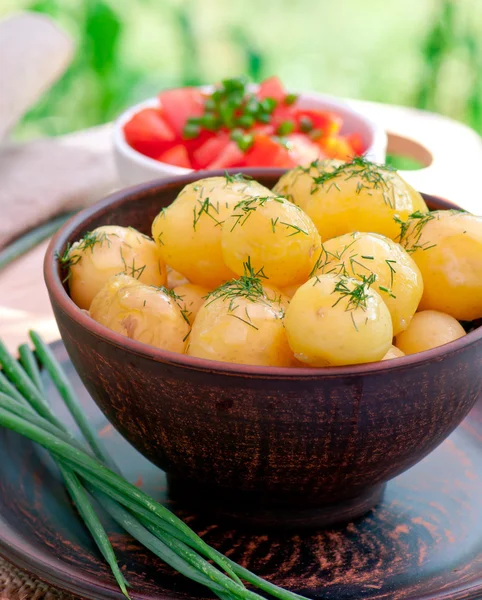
<box><xmin>113</xmin><ymin>89</ymin><xmax>387</xmax><ymax>187</ymax></box>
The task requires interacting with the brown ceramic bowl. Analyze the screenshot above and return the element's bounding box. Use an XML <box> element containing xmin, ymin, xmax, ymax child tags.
<box><xmin>45</xmin><ymin>169</ymin><xmax>482</xmax><ymax>528</ymax></box>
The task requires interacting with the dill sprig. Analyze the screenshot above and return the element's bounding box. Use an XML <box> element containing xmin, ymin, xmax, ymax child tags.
<box><xmin>311</xmin><ymin>156</ymin><xmax>397</xmax><ymax>207</ymax></box>
<box><xmin>159</xmin><ymin>287</ymin><xmax>192</xmax><ymax>326</ymax></box>
<box><xmin>224</xmin><ymin>172</ymin><xmax>253</xmax><ymax>185</ymax></box>
<box><xmin>58</xmin><ymin>230</ymin><xmax>113</xmax><ymax>281</ymax></box>
<box><xmin>395</xmin><ymin>210</ymin><xmax>436</xmax><ymax>252</ymax></box>
<box><xmin>192</xmin><ymin>197</ymin><xmax>222</xmax><ymax>231</ymax></box>
<box><xmin>205</xmin><ymin>259</ymin><xmax>268</xmax><ymax>308</ymax></box>
<box><xmin>228</xmin><ymin>196</ymin><xmax>285</xmax><ymax>231</ymax></box>
<box><xmin>330</xmin><ymin>273</ymin><xmax>377</xmax><ymax>331</ymax></box>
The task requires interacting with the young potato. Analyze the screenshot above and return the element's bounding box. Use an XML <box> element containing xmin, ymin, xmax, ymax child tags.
<box><xmin>397</xmin><ymin>210</ymin><xmax>482</xmax><ymax>320</ymax></box>
<box><xmin>284</xmin><ymin>274</ymin><xmax>393</xmax><ymax>366</ymax></box>
<box><xmin>314</xmin><ymin>232</ymin><xmax>423</xmax><ymax>335</ymax></box>
<box><xmin>172</xmin><ymin>283</ymin><xmax>209</xmax><ymax>325</ymax></box>
<box><xmin>298</xmin><ymin>158</ymin><xmax>427</xmax><ymax>241</ymax></box>
<box><xmin>187</xmin><ymin>277</ymin><xmax>292</xmax><ymax>367</ymax></box>
<box><xmin>221</xmin><ymin>196</ymin><xmax>321</xmax><ymax>288</ymax></box>
<box><xmin>395</xmin><ymin>310</ymin><xmax>466</xmax><ymax>355</ymax></box>
<box><xmin>152</xmin><ymin>175</ymin><xmax>274</xmax><ymax>288</ymax></box>
<box><xmin>272</xmin><ymin>159</ymin><xmax>343</xmax><ymax>211</ymax></box>
<box><xmin>382</xmin><ymin>345</ymin><xmax>405</xmax><ymax>361</ymax></box>
<box><xmin>281</xmin><ymin>282</ymin><xmax>303</xmax><ymax>299</ymax></box>
<box><xmin>166</xmin><ymin>265</ymin><xmax>190</xmax><ymax>288</ymax></box>
<box><xmin>64</xmin><ymin>225</ymin><xmax>166</xmax><ymax>310</ymax></box>
<box><xmin>89</xmin><ymin>274</ymin><xmax>189</xmax><ymax>352</ymax></box>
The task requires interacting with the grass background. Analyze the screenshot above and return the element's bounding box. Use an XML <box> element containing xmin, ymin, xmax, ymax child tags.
<box><xmin>2</xmin><ymin>0</ymin><xmax>482</xmax><ymax>140</ymax></box>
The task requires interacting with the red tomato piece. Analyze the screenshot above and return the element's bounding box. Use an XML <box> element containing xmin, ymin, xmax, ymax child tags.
<box><xmin>193</xmin><ymin>134</ymin><xmax>230</xmax><ymax>168</ymax></box>
<box><xmin>270</xmin><ymin>103</ymin><xmax>297</xmax><ymax>129</ymax></box>
<box><xmin>344</xmin><ymin>133</ymin><xmax>365</xmax><ymax>156</ymax></box>
<box><xmin>286</xmin><ymin>134</ymin><xmax>323</xmax><ymax>165</ymax></box>
<box><xmin>123</xmin><ymin>108</ymin><xmax>176</xmax><ymax>158</ymax></box>
<box><xmin>245</xmin><ymin>135</ymin><xmax>297</xmax><ymax>168</ymax></box>
<box><xmin>158</xmin><ymin>145</ymin><xmax>192</xmax><ymax>169</ymax></box>
<box><xmin>207</xmin><ymin>141</ymin><xmax>245</xmax><ymax>169</ymax></box>
<box><xmin>257</xmin><ymin>76</ymin><xmax>286</xmax><ymax>102</ymax></box>
<box><xmin>158</xmin><ymin>87</ymin><xmax>205</xmax><ymax>136</ymax></box>
<box><xmin>294</xmin><ymin>109</ymin><xmax>342</xmax><ymax>137</ymax></box>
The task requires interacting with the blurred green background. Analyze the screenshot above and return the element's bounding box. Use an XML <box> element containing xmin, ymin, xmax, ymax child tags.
<box><xmin>3</xmin><ymin>0</ymin><xmax>482</xmax><ymax>140</ymax></box>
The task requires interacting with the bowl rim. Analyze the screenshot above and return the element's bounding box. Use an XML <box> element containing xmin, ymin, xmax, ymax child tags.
<box><xmin>44</xmin><ymin>168</ymin><xmax>482</xmax><ymax>379</ymax></box>
<box><xmin>112</xmin><ymin>88</ymin><xmax>388</xmax><ymax>178</ymax></box>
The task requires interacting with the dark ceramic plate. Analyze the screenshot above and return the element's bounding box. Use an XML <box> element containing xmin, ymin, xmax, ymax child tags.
<box><xmin>1</xmin><ymin>341</ymin><xmax>482</xmax><ymax>600</ymax></box>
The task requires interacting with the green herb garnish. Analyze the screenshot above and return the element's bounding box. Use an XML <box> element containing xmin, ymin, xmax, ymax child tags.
<box><xmin>395</xmin><ymin>210</ymin><xmax>436</xmax><ymax>252</ymax></box>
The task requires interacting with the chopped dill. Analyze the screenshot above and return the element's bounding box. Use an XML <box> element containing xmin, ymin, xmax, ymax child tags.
<box><xmin>395</xmin><ymin>210</ymin><xmax>436</xmax><ymax>252</ymax></box>
<box><xmin>204</xmin><ymin>259</ymin><xmax>276</xmax><ymax>316</ymax></box>
<box><xmin>224</xmin><ymin>172</ymin><xmax>253</xmax><ymax>185</ymax></box>
<box><xmin>280</xmin><ymin>222</ymin><xmax>308</xmax><ymax>236</ymax></box>
<box><xmin>332</xmin><ymin>273</ymin><xmax>377</xmax><ymax>314</ymax></box>
<box><xmin>228</xmin><ymin>196</ymin><xmax>285</xmax><ymax>231</ymax></box>
<box><xmin>385</xmin><ymin>259</ymin><xmax>397</xmax><ymax>289</ymax></box>
<box><xmin>58</xmin><ymin>230</ymin><xmax>112</xmax><ymax>279</ymax></box>
<box><xmin>160</xmin><ymin>287</ymin><xmax>191</xmax><ymax>325</ymax></box>
<box><xmin>271</xmin><ymin>217</ymin><xmax>279</xmax><ymax>233</ymax></box>
<box><xmin>193</xmin><ymin>197</ymin><xmax>223</xmax><ymax>231</ymax></box>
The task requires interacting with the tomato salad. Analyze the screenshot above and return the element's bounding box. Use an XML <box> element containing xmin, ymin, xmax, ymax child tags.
<box><xmin>123</xmin><ymin>76</ymin><xmax>365</xmax><ymax>170</ymax></box>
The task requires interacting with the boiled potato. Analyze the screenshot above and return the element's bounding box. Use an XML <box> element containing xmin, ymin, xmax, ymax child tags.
<box><xmin>293</xmin><ymin>158</ymin><xmax>427</xmax><ymax>240</ymax></box>
<box><xmin>221</xmin><ymin>195</ymin><xmax>321</xmax><ymax>288</ymax></box>
<box><xmin>89</xmin><ymin>274</ymin><xmax>189</xmax><ymax>352</ymax></box>
<box><xmin>173</xmin><ymin>283</ymin><xmax>209</xmax><ymax>325</ymax></box>
<box><xmin>167</xmin><ymin>265</ymin><xmax>190</xmax><ymax>288</ymax></box>
<box><xmin>187</xmin><ymin>279</ymin><xmax>292</xmax><ymax>366</ymax></box>
<box><xmin>281</xmin><ymin>282</ymin><xmax>303</xmax><ymax>299</ymax></box>
<box><xmin>152</xmin><ymin>175</ymin><xmax>273</xmax><ymax>288</ymax></box>
<box><xmin>382</xmin><ymin>345</ymin><xmax>405</xmax><ymax>360</ymax></box>
<box><xmin>395</xmin><ymin>310</ymin><xmax>466</xmax><ymax>355</ymax></box>
<box><xmin>273</xmin><ymin>159</ymin><xmax>343</xmax><ymax>211</ymax></box>
<box><xmin>314</xmin><ymin>232</ymin><xmax>423</xmax><ymax>335</ymax></box>
<box><xmin>284</xmin><ymin>274</ymin><xmax>393</xmax><ymax>366</ymax></box>
<box><xmin>398</xmin><ymin>210</ymin><xmax>482</xmax><ymax>320</ymax></box>
<box><xmin>66</xmin><ymin>225</ymin><xmax>166</xmax><ymax>310</ymax></box>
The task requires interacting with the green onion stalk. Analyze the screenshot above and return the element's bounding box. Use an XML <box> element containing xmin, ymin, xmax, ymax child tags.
<box><xmin>0</xmin><ymin>334</ymin><xmax>308</xmax><ymax>600</ymax></box>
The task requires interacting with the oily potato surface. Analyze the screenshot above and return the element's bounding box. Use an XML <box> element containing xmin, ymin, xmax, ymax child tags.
<box><xmin>187</xmin><ymin>280</ymin><xmax>292</xmax><ymax>366</ymax></box>
<box><xmin>67</xmin><ymin>225</ymin><xmax>166</xmax><ymax>310</ymax></box>
<box><xmin>221</xmin><ymin>195</ymin><xmax>321</xmax><ymax>287</ymax></box>
<box><xmin>315</xmin><ymin>232</ymin><xmax>423</xmax><ymax>335</ymax></box>
<box><xmin>285</xmin><ymin>274</ymin><xmax>393</xmax><ymax>366</ymax></box>
<box><xmin>152</xmin><ymin>176</ymin><xmax>273</xmax><ymax>288</ymax></box>
<box><xmin>295</xmin><ymin>159</ymin><xmax>427</xmax><ymax>240</ymax></box>
<box><xmin>399</xmin><ymin>210</ymin><xmax>482</xmax><ymax>320</ymax></box>
<box><xmin>395</xmin><ymin>309</ymin><xmax>466</xmax><ymax>355</ymax></box>
<box><xmin>89</xmin><ymin>274</ymin><xmax>189</xmax><ymax>352</ymax></box>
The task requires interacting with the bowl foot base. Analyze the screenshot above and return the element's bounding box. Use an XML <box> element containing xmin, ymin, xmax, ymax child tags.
<box><xmin>167</xmin><ymin>476</ymin><xmax>386</xmax><ymax>529</ymax></box>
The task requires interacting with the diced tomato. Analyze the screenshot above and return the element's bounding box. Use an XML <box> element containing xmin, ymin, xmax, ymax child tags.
<box><xmin>294</xmin><ymin>109</ymin><xmax>342</xmax><ymax>137</ymax></box>
<box><xmin>157</xmin><ymin>145</ymin><xmax>192</xmax><ymax>169</ymax></box>
<box><xmin>123</xmin><ymin>108</ymin><xmax>176</xmax><ymax>158</ymax></box>
<box><xmin>320</xmin><ymin>136</ymin><xmax>356</xmax><ymax>161</ymax></box>
<box><xmin>270</xmin><ymin>103</ymin><xmax>296</xmax><ymax>129</ymax></box>
<box><xmin>257</xmin><ymin>76</ymin><xmax>286</xmax><ymax>102</ymax></box>
<box><xmin>245</xmin><ymin>135</ymin><xmax>297</xmax><ymax>168</ymax></box>
<box><xmin>286</xmin><ymin>134</ymin><xmax>323</xmax><ymax>165</ymax></box>
<box><xmin>207</xmin><ymin>141</ymin><xmax>245</xmax><ymax>169</ymax></box>
<box><xmin>344</xmin><ymin>133</ymin><xmax>365</xmax><ymax>156</ymax></box>
<box><xmin>158</xmin><ymin>87</ymin><xmax>205</xmax><ymax>136</ymax></box>
<box><xmin>194</xmin><ymin>134</ymin><xmax>230</xmax><ymax>168</ymax></box>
